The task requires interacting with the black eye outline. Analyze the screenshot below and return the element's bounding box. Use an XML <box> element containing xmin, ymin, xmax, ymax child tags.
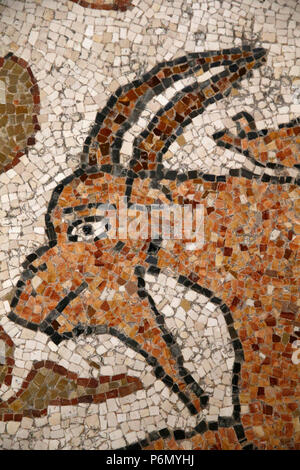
<box><xmin>81</xmin><ymin>224</ymin><xmax>93</xmax><ymax>235</ymax></box>
<box><xmin>67</xmin><ymin>216</ymin><xmax>111</xmax><ymax>242</ymax></box>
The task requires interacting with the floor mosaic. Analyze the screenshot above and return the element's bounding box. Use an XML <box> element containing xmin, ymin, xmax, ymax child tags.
<box><xmin>0</xmin><ymin>0</ymin><xmax>299</xmax><ymax>451</ymax></box>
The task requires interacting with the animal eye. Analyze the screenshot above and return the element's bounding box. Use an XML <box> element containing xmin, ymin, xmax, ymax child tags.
<box><xmin>68</xmin><ymin>218</ymin><xmax>110</xmax><ymax>242</ymax></box>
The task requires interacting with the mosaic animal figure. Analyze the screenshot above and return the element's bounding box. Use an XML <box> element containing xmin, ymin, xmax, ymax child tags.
<box><xmin>0</xmin><ymin>53</ymin><xmax>40</xmax><ymax>174</ymax></box>
<box><xmin>213</xmin><ymin>111</ymin><xmax>300</xmax><ymax>170</ymax></box>
<box><xmin>3</xmin><ymin>45</ymin><xmax>300</xmax><ymax>449</ymax></box>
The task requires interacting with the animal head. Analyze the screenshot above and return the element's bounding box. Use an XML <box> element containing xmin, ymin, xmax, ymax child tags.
<box><xmin>8</xmin><ymin>46</ymin><xmax>267</xmax><ymax>417</ymax></box>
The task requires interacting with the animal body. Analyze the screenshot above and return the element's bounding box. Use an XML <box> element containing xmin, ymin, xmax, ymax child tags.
<box><xmin>2</xmin><ymin>45</ymin><xmax>300</xmax><ymax>449</ymax></box>
<box><xmin>0</xmin><ymin>325</ymin><xmax>143</xmax><ymax>418</ymax></box>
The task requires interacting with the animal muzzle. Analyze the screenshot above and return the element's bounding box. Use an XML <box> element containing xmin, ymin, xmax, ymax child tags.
<box><xmin>8</xmin><ymin>244</ymin><xmax>89</xmax><ymax>343</ymax></box>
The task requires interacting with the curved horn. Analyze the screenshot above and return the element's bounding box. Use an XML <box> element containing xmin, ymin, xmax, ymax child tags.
<box><xmin>128</xmin><ymin>47</ymin><xmax>267</xmax><ymax>178</ymax></box>
<box><xmin>82</xmin><ymin>53</ymin><xmax>207</xmax><ymax>168</ymax></box>
<box><xmin>82</xmin><ymin>47</ymin><xmax>266</xmax><ymax>170</ymax></box>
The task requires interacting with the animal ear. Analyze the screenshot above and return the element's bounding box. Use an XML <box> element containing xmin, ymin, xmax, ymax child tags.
<box><xmin>82</xmin><ymin>47</ymin><xmax>266</xmax><ymax>172</ymax></box>
<box><xmin>232</xmin><ymin>111</ymin><xmax>257</xmax><ymax>133</ymax></box>
<box><xmin>82</xmin><ymin>53</ymin><xmax>213</xmax><ymax>169</ymax></box>
<box><xmin>212</xmin><ymin>128</ymin><xmax>238</xmax><ymax>151</ymax></box>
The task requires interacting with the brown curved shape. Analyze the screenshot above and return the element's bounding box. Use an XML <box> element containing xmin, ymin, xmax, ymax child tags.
<box><xmin>130</xmin><ymin>49</ymin><xmax>267</xmax><ymax>174</ymax></box>
<box><xmin>0</xmin><ymin>53</ymin><xmax>40</xmax><ymax>174</ymax></box>
<box><xmin>0</xmin><ymin>326</ymin><xmax>143</xmax><ymax>420</ymax></box>
<box><xmin>70</xmin><ymin>0</ymin><xmax>132</xmax><ymax>11</ymax></box>
<box><xmin>83</xmin><ymin>53</ymin><xmax>217</xmax><ymax>167</ymax></box>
